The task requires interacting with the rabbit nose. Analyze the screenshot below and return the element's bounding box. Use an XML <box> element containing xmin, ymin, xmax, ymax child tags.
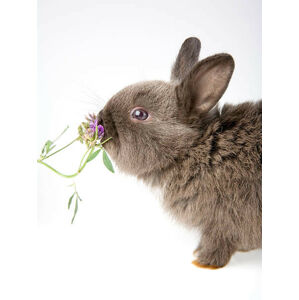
<box><xmin>97</xmin><ymin>110</ymin><xmax>103</xmax><ymax>125</ymax></box>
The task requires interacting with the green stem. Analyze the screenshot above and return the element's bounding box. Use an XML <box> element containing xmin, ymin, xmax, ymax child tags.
<box><xmin>96</xmin><ymin>137</ymin><xmax>112</xmax><ymax>147</ymax></box>
<box><xmin>53</xmin><ymin>126</ymin><xmax>69</xmax><ymax>143</ymax></box>
<box><xmin>37</xmin><ymin>160</ymin><xmax>80</xmax><ymax>178</ymax></box>
<box><xmin>42</xmin><ymin>137</ymin><xmax>79</xmax><ymax>160</ymax></box>
<box><xmin>82</xmin><ymin>146</ymin><xmax>95</xmax><ymax>167</ymax></box>
<box><xmin>37</xmin><ymin>147</ymin><xmax>93</xmax><ymax>179</ymax></box>
<box><xmin>79</xmin><ymin>148</ymin><xmax>91</xmax><ymax>169</ymax></box>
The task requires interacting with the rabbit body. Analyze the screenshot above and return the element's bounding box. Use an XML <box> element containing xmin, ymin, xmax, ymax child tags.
<box><xmin>98</xmin><ymin>38</ymin><xmax>262</xmax><ymax>268</ymax></box>
<box><xmin>140</xmin><ymin>101</ymin><xmax>262</xmax><ymax>266</ymax></box>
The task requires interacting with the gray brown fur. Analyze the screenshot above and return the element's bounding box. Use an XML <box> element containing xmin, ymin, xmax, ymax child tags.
<box><xmin>97</xmin><ymin>37</ymin><xmax>262</xmax><ymax>267</ymax></box>
<box><xmin>171</xmin><ymin>37</ymin><xmax>201</xmax><ymax>81</ymax></box>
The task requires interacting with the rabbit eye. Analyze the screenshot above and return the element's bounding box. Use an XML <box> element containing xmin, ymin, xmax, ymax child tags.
<box><xmin>131</xmin><ymin>108</ymin><xmax>149</xmax><ymax>121</ymax></box>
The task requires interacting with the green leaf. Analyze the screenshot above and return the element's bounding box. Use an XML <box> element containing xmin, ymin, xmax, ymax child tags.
<box><xmin>71</xmin><ymin>197</ymin><xmax>78</xmax><ymax>224</ymax></box>
<box><xmin>68</xmin><ymin>192</ymin><xmax>75</xmax><ymax>209</ymax></box>
<box><xmin>86</xmin><ymin>149</ymin><xmax>101</xmax><ymax>163</ymax></box>
<box><xmin>45</xmin><ymin>140</ymin><xmax>53</xmax><ymax>152</ymax></box>
<box><xmin>41</xmin><ymin>140</ymin><xmax>55</xmax><ymax>156</ymax></box>
<box><xmin>103</xmin><ymin>150</ymin><xmax>114</xmax><ymax>173</ymax></box>
<box><xmin>41</xmin><ymin>140</ymin><xmax>50</xmax><ymax>154</ymax></box>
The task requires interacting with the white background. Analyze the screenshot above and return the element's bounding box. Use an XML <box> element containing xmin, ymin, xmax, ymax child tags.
<box><xmin>2</xmin><ymin>1</ymin><xmax>299</xmax><ymax>300</ymax></box>
<box><xmin>36</xmin><ymin>0</ymin><xmax>262</xmax><ymax>299</ymax></box>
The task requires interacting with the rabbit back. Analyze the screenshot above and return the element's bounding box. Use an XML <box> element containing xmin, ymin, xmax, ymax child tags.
<box><xmin>161</xmin><ymin>100</ymin><xmax>262</xmax><ymax>251</ymax></box>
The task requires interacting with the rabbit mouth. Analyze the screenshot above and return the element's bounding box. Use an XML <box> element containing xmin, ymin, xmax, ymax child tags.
<box><xmin>100</xmin><ymin>111</ymin><xmax>120</xmax><ymax>158</ymax></box>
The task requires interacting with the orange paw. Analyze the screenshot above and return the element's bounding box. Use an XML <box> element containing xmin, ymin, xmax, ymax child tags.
<box><xmin>192</xmin><ymin>260</ymin><xmax>223</xmax><ymax>270</ymax></box>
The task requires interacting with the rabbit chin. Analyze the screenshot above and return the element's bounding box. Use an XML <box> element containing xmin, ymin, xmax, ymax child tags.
<box><xmin>103</xmin><ymin>141</ymin><xmax>169</xmax><ymax>177</ymax></box>
<box><xmin>109</xmin><ymin>150</ymin><xmax>162</xmax><ymax>177</ymax></box>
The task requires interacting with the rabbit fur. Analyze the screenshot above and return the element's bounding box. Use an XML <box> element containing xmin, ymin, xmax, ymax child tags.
<box><xmin>97</xmin><ymin>37</ymin><xmax>262</xmax><ymax>268</ymax></box>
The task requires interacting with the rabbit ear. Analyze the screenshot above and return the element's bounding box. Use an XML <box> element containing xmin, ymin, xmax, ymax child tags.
<box><xmin>171</xmin><ymin>37</ymin><xmax>201</xmax><ymax>81</ymax></box>
<box><xmin>176</xmin><ymin>54</ymin><xmax>234</xmax><ymax>115</ymax></box>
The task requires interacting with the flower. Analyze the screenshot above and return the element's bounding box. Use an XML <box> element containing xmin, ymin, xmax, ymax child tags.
<box><xmin>89</xmin><ymin>118</ymin><xmax>104</xmax><ymax>139</ymax></box>
<box><xmin>78</xmin><ymin>113</ymin><xmax>104</xmax><ymax>146</ymax></box>
<box><xmin>38</xmin><ymin>112</ymin><xmax>114</xmax><ymax>224</ymax></box>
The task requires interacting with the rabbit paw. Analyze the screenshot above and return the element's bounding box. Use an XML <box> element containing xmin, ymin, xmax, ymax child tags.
<box><xmin>192</xmin><ymin>247</ymin><xmax>232</xmax><ymax>269</ymax></box>
<box><xmin>192</xmin><ymin>259</ymin><xmax>222</xmax><ymax>269</ymax></box>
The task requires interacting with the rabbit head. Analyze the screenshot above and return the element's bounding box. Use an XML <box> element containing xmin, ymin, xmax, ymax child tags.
<box><xmin>98</xmin><ymin>37</ymin><xmax>234</xmax><ymax>176</ymax></box>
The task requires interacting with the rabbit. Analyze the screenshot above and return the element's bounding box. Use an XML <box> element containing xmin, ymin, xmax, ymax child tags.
<box><xmin>97</xmin><ymin>37</ymin><xmax>262</xmax><ymax>269</ymax></box>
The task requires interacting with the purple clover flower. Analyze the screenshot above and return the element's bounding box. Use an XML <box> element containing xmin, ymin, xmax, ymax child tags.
<box><xmin>89</xmin><ymin>118</ymin><xmax>104</xmax><ymax>139</ymax></box>
<box><xmin>79</xmin><ymin>113</ymin><xmax>105</xmax><ymax>145</ymax></box>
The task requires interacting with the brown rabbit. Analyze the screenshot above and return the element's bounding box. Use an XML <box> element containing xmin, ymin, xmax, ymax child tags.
<box><xmin>97</xmin><ymin>37</ymin><xmax>262</xmax><ymax>268</ymax></box>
